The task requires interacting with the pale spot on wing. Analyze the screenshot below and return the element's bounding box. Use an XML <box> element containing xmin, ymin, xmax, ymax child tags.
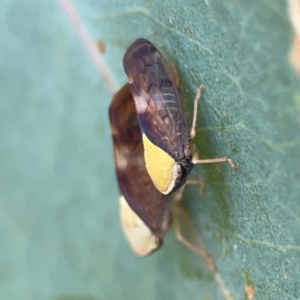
<box><xmin>115</xmin><ymin>152</ymin><xmax>128</xmax><ymax>170</ymax></box>
<box><xmin>164</xmin><ymin>116</ymin><xmax>171</xmax><ymax>126</ymax></box>
<box><xmin>134</xmin><ymin>90</ymin><xmax>149</xmax><ymax>113</ymax></box>
<box><xmin>128</xmin><ymin>76</ymin><xmax>134</xmax><ymax>84</ymax></box>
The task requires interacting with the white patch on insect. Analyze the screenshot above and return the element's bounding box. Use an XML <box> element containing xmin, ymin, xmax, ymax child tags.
<box><xmin>128</xmin><ymin>76</ymin><xmax>134</xmax><ymax>84</ymax></box>
<box><xmin>164</xmin><ymin>116</ymin><xmax>171</xmax><ymax>126</ymax></box>
<box><xmin>134</xmin><ymin>90</ymin><xmax>150</xmax><ymax>113</ymax></box>
<box><xmin>115</xmin><ymin>152</ymin><xmax>128</xmax><ymax>170</ymax></box>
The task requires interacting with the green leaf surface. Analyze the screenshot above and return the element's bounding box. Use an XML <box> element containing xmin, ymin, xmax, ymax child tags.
<box><xmin>1</xmin><ymin>0</ymin><xmax>300</xmax><ymax>299</ymax></box>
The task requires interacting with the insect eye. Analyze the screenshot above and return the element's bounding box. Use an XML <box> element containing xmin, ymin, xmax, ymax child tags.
<box><xmin>174</xmin><ymin>163</ymin><xmax>187</xmax><ymax>182</ymax></box>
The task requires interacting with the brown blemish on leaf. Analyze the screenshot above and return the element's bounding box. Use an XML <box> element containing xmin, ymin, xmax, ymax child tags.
<box><xmin>96</xmin><ymin>39</ymin><xmax>105</xmax><ymax>54</ymax></box>
<box><xmin>186</xmin><ymin>28</ymin><xmax>193</xmax><ymax>37</ymax></box>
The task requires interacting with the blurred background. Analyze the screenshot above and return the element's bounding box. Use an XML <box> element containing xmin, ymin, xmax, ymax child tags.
<box><xmin>1</xmin><ymin>0</ymin><xmax>300</xmax><ymax>299</ymax></box>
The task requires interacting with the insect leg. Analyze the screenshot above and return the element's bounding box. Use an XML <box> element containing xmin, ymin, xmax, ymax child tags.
<box><xmin>171</xmin><ymin>203</ymin><xmax>232</xmax><ymax>300</ymax></box>
<box><xmin>192</xmin><ymin>156</ymin><xmax>239</xmax><ymax>169</ymax></box>
<box><xmin>190</xmin><ymin>84</ymin><xmax>205</xmax><ymax>139</ymax></box>
<box><xmin>173</xmin><ymin>179</ymin><xmax>205</xmax><ymax>202</ymax></box>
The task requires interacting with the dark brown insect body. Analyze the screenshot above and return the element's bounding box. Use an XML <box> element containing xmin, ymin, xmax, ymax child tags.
<box><xmin>109</xmin><ymin>83</ymin><xmax>170</xmax><ymax>255</ymax></box>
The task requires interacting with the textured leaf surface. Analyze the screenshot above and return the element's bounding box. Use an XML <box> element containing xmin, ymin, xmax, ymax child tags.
<box><xmin>1</xmin><ymin>0</ymin><xmax>300</xmax><ymax>299</ymax></box>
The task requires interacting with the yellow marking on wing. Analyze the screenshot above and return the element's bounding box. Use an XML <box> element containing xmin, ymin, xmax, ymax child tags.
<box><xmin>142</xmin><ymin>133</ymin><xmax>175</xmax><ymax>194</ymax></box>
<box><xmin>120</xmin><ymin>196</ymin><xmax>160</xmax><ymax>256</ymax></box>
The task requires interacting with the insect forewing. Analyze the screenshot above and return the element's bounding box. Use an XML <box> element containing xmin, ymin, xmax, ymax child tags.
<box><xmin>123</xmin><ymin>38</ymin><xmax>190</xmax><ymax>160</ymax></box>
<box><xmin>109</xmin><ymin>83</ymin><xmax>171</xmax><ymax>240</ymax></box>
